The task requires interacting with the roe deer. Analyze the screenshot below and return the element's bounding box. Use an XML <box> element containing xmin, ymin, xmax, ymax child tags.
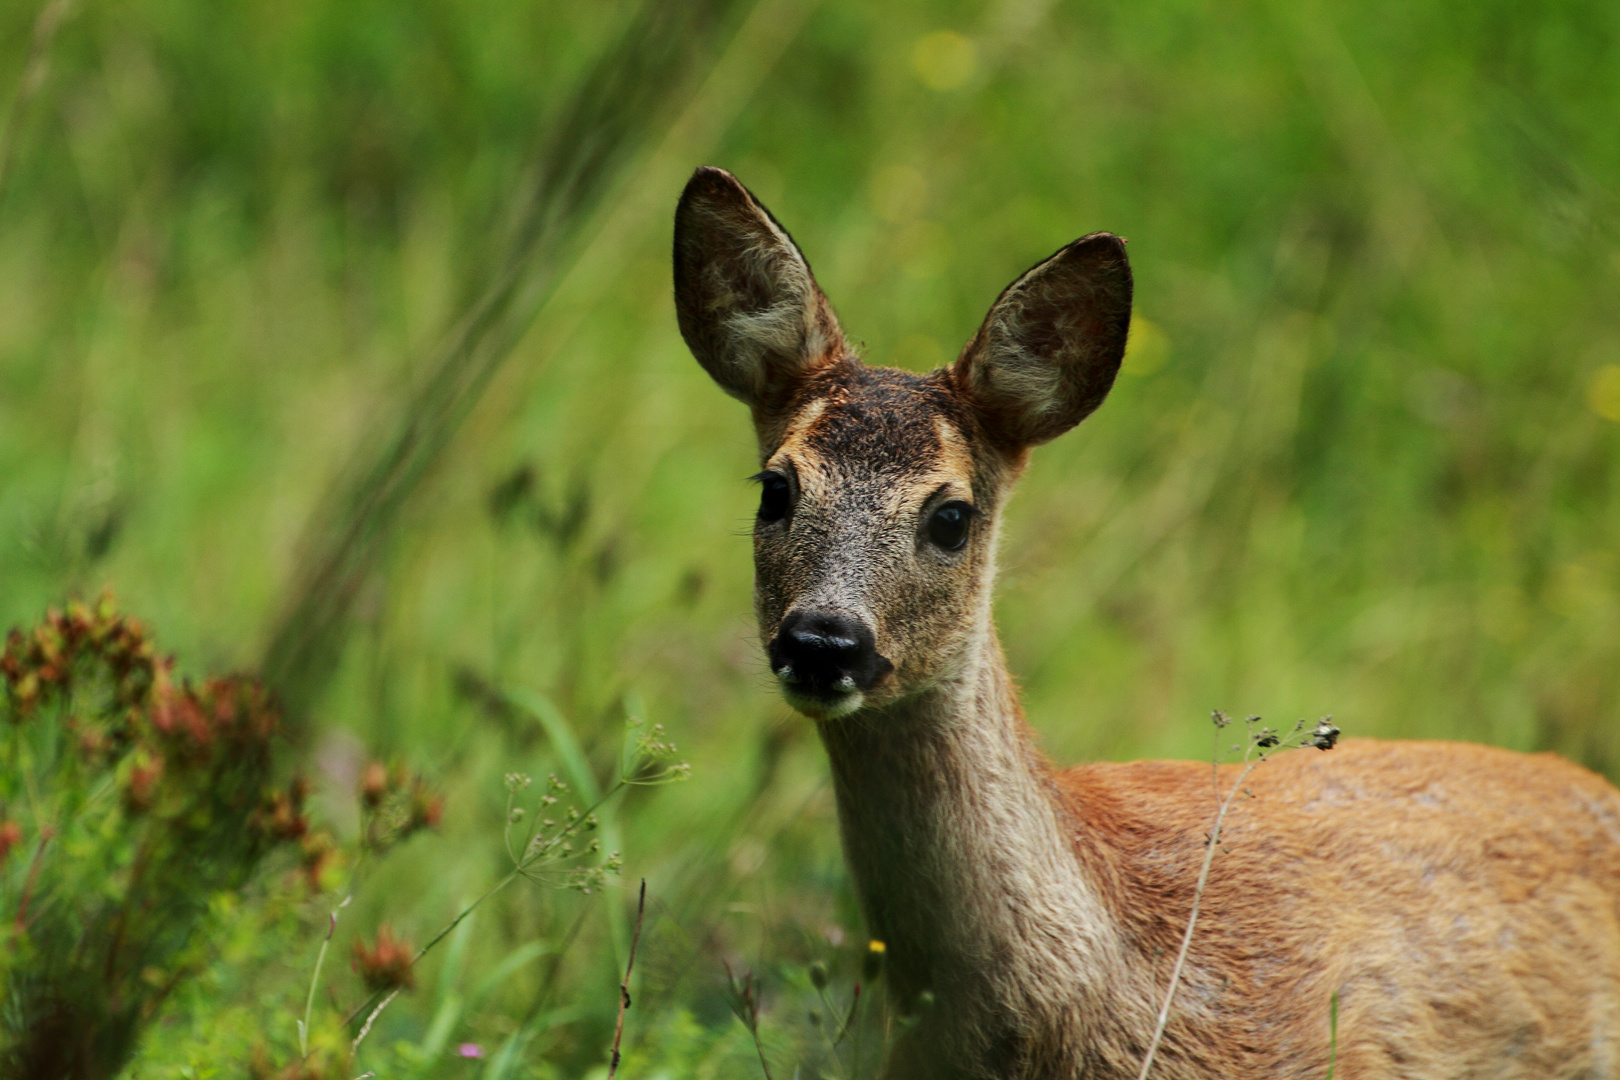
<box><xmin>672</xmin><ymin>165</ymin><xmax>1620</xmax><ymax>1079</ymax></box>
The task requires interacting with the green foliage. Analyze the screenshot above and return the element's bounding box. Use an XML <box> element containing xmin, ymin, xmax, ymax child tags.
<box><xmin>0</xmin><ymin>0</ymin><xmax>1616</xmax><ymax>1075</ymax></box>
<box><xmin>0</xmin><ymin>598</ymin><xmax>307</xmax><ymax>1078</ymax></box>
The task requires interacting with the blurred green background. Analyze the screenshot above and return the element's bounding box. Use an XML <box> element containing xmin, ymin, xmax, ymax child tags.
<box><xmin>1</xmin><ymin>0</ymin><xmax>1617</xmax><ymax>1074</ymax></box>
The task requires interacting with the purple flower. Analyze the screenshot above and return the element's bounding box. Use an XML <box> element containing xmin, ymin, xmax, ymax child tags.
<box><xmin>458</xmin><ymin>1043</ymin><xmax>484</xmax><ymax>1059</ymax></box>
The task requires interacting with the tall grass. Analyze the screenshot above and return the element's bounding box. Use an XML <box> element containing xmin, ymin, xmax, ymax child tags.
<box><xmin>0</xmin><ymin>0</ymin><xmax>1616</xmax><ymax>1074</ymax></box>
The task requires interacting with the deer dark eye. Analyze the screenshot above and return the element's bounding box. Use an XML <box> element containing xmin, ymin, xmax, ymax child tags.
<box><xmin>755</xmin><ymin>472</ymin><xmax>792</xmax><ymax>522</ymax></box>
<box><xmin>927</xmin><ymin>501</ymin><xmax>974</xmax><ymax>551</ymax></box>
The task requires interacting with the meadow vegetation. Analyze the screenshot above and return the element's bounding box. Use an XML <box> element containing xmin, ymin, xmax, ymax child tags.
<box><xmin>0</xmin><ymin>0</ymin><xmax>1616</xmax><ymax>1075</ymax></box>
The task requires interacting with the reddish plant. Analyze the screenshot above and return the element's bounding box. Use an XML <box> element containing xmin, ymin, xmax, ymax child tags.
<box><xmin>0</xmin><ymin>597</ymin><xmax>309</xmax><ymax>1080</ymax></box>
<box><xmin>351</xmin><ymin>924</ymin><xmax>417</xmax><ymax>993</ymax></box>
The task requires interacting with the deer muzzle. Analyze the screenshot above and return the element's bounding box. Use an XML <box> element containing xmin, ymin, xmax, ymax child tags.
<box><xmin>768</xmin><ymin>610</ymin><xmax>894</xmax><ymax>718</ymax></box>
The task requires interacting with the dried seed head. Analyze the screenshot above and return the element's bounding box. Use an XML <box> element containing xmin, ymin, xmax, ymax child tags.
<box><xmin>406</xmin><ymin>783</ymin><xmax>444</xmax><ymax>832</ymax></box>
<box><xmin>360</xmin><ymin>762</ymin><xmax>389</xmax><ymax>809</ymax></box>
<box><xmin>1308</xmin><ymin>717</ymin><xmax>1341</xmax><ymax>751</ymax></box>
<box><xmin>352</xmin><ymin>924</ymin><xmax>416</xmax><ymax>992</ymax></box>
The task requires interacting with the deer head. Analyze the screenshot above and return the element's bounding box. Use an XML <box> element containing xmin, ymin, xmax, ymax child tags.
<box><xmin>675</xmin><ymin>166</ymin><xmax>1131</xmax><ymax>721</ymax></box>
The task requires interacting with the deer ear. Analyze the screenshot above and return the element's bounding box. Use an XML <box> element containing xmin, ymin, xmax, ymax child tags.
<box><xmin>674</xmin><ymin>166</ymin><xmax>846</xmax><ymax>410</ymax></box>
<box><xmin>952</xmin><ymin>233</ymin><xmax>1132</xmax><ymax>447</ymax></box>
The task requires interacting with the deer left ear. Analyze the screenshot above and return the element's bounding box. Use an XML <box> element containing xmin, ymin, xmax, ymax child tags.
<box><xmin>952</xmin><ymin>233</ymin><xmax>1132</xmax><ymax>448</ymax></box>
<box><xmin>674</xmin><ymin>167</ymin><xmax>846</xmax><ymax>412</ymax></box>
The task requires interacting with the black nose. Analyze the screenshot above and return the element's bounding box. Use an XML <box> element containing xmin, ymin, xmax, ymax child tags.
<box><xmin>769</xmin><ymin>611</ymin><xmax>892</xmax><ymax>699</ymax></box>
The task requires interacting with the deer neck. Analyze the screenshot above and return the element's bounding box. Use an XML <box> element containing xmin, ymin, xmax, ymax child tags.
<box><xmin>816</xmin><ymin>615</ymin><xmax>1130</xmax><ymax>1047</ymax></box>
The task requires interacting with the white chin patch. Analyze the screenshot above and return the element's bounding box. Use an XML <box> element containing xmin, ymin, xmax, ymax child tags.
<box><xmin>782</xmin><ymin>685</ymin><xmax>864</xmax><ymax>720</ymax></box>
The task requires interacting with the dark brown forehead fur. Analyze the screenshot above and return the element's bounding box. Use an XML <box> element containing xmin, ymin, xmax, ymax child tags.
<box><xmin>779</xmin><ymin>358</ymin><xmax>966</xmax><ymax>464</ymax></box>
<box><xmin>770</xmin><ymin>356</ymin><xmax>1020</xmax><ymax>504</ymax></box>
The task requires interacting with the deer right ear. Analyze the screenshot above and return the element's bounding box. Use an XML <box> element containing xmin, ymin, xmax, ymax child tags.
<box><xmin>952</xmin><ymin>233</ymin><xmax>1132</xmax><ymax>448</ymax></box>
<box><xmin>674</xmin><ymin>167</ymin><xmax>845</xmax><ymax>410</ymax></box>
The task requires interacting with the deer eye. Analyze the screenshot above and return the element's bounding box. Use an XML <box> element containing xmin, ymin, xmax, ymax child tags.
<box><xmin>927</xmin><ymin>501</ymin><xmax>974</xmax><ymax>551</ymax></box>
<box><xmin>754</xmin><ymin>472</ymin><xmax>792</xmax><ymax>523</ymax></box>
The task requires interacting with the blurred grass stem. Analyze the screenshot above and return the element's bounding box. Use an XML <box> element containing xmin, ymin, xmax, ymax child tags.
<box><xmin>0</xmin><ymin>0</ymin><xmax>70</xmax><ymax>215</ymax></box>
<box><xmin>261</xmin><ymin>0</ymin><xmax>745</xmax><ymax>732</ymax></box>
<box><xmin>298</xmin><ymin>898</ymin><xmax>349</xmax><ymax>1059</ymax></box>
<box><xmin>1135</xmin><ymin>740</ymin><xmax>1264</xmax><ymax>1080</ymax></box>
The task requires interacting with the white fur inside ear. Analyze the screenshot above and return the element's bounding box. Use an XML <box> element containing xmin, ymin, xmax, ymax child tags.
<box><xmin>712</xmin><ymin>235</ymin><xmax>827</xmax><ymax>400</ymax></box>
<box><xmin>977</xmin><ymin>298</ymin><xmax>1072</xmax><ymax>426</ymax></box>
<box><xmin>955</xmin><ymin>234</ymin><xmax>1131</xmax><ymax>446</ymax></box>
<box><xmin>675</xmin><ymin>169</ymin><xmax>844</xmax><ymax>407</ymax></box>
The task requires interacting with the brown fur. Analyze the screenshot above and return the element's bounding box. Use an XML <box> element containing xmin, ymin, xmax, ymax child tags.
<box><xmin>1065</xmin><ymin>742</ymin><xmax>1620</xmax><ymax>1078</ymax></box>
<box><xmin>673</xmin><ymin>166</ymin><xmax>1620</xmax><ymax>1078</ymax></box>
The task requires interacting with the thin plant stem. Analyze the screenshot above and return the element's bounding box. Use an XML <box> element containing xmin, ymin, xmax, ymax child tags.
<box><xmin>606</xmin><ymin>878</ymin><xmax>647</xmax><ymax>1079</ymax></box>
<box><xmin>351</xmin><ymin>987</ymin><xmax>401</xmax><ymax>1053</ymax></box>
<box><xmin>300</xmin><ymin>813</ymin><xmax>369</xmax><ymax>1058</ymax></box>
<box><xmin>342</xmin><ymin>776</ymin><xmax>637</xmax><ymax>1031</ymax></box>
<box><xmin>809</xmin><ymin>982</ymin><xmax>845</xmax><ymax>1073</ymax></box>
<box><xmin>1326</xmin><ymin>992</ymin><xmax>1339</xmax><ymax>1079</ymax></box>
<box><xmin>724</xmin><ymin>962</ymin><xmax>774</xmax><ymax>1080</ymax></box>
<box><xmin>751</xmin><ymin>1029</ymin><xmax>775</xmax><ymax>1080</ymax></box>
<box><xmin>410</xmin><ymin>874</ymin><xmax>516</xmax><ymax>965</ymax></box>
<box><xmin>1135</xmin><ymin>743</ymin><xmax>1262</xmax><ymax>1080</ymax></box>
<box><xmin>299</xmin><ymin>914</ymin><xmax>332</xmax><ymax>1056</ymax></box>
<box><xmin>832</xmin><ymin>983</ymin><xmax>861</xmax><ymax>1048</ymax></box>
<box><xmin>341</xmin><ymin>869</ymin><xmax>519</xmax><ymax>1030</ymax></box>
